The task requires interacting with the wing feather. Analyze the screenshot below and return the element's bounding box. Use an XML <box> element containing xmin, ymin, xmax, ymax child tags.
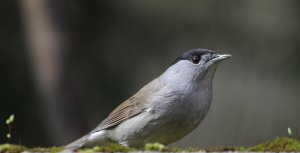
<box><xmin>92</xmin><ymin>79</ymin><xmax>163</xmax><ymax>132</ymax></box>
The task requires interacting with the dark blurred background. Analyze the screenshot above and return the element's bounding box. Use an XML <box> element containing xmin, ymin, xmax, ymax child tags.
<box><xmin>1</xmin><ymin>0</ymin><xmax>300</xmax><ymax>148</ymax></box>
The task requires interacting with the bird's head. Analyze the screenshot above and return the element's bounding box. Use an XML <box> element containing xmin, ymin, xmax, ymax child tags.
<box><xmin>160</xmin><ymin>49</ymin><xmax>231</xmax><ymax>88</ymax></box>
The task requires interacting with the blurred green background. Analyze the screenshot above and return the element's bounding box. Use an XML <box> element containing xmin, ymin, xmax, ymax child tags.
<box><xmin>0</xmin><ymin>0</ymin><xmax>300</xmax><ymax>148</ymax></box>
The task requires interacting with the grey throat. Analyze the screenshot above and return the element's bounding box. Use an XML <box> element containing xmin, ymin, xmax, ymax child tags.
<box><xmin>65</xmin><ymin>48</ymin><xmax>231</xmax><ymax>150</ymax></box>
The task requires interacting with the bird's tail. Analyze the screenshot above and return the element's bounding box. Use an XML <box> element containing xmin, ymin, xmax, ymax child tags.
<box><xmin>63</xmin><ymin>130</ymin><xmax>107</xmax><ymax>152</ymax></box>
<box><xmin>64</xmin><ymin>135</ymin><xmax>89</xmax><ymax>150</ymax></box>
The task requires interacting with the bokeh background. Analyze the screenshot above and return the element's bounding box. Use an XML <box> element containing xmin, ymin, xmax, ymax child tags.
<box><xmin>1</xmin><ymin>0</ymin><xmax>300</xmax><ymax>148</ymax></box>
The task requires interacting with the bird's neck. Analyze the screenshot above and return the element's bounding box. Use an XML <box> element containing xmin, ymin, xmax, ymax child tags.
<box><xmin>159</xmin><ymin>65</ymin><xmax>217</xmax><ymax>92</ymax></box>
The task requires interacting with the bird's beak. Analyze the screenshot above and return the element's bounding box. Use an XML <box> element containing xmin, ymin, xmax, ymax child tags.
<box><xmin>212</xmin><ymin>54</ymin><xmax>232</xmax><ymax>62</ymax></box>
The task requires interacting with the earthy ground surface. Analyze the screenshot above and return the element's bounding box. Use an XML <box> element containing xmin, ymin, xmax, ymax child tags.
<box><xmin>0</xmin><ymin>137</ymin><xmax>299</xmax><ymax>153</ymax></box>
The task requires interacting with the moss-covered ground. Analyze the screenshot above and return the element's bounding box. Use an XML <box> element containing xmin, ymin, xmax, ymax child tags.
<box><xmin>0</xmin><ymin>137</ymin><xmax>300</xmax><ymax>153</ymax></box>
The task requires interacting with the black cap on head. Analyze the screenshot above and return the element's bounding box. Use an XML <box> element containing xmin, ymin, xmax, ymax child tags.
<box><xmin>171</xmin><ymin>48</ymin><xmax>215</xmax><ymax>65</ymax></box>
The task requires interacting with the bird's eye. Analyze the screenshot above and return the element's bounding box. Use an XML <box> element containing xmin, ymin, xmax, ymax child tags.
<box><xmin>191</xmin><ymin>55</ymin><xmax>200</xmax><ymax>64</ymax></box>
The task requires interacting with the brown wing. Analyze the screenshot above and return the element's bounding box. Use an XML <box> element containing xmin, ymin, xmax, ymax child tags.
<box><xmin>93</xmin><ymin>96</ymin><xmax>144</xmax><ymax>131</ymax></box>
<box><xmin>92</xmin><ymin>79</ymin><xmax>163</xmax><ymax>132</ymax></box>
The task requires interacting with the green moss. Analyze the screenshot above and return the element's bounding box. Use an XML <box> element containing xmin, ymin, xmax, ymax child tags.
<box><xmin>0</xmin><ymin>137</ymin><xmax>299</xmax><ymax>152</ymax></box>
<box><xmin>0</xmin><ymin>144</ymin><xmax>26</xmax><ymax>153</ymax></box>
<box><xmin>28</xmin><ymin>146</ymin><xmax>64</xmax><ymax>153</ymax></box>
<box><xmin>79</xmin><ymin>143</ymin><xmax>135</xmax><ymax>153</ymax></box>
<box><xmin>205</xmin><ymin>137</ymin><xmax>300</xmax><ymax>152</ymax></box>
<box><xmin>205</xmin><ymin>146</ymin><xmax>244</xmax><ymax>152</ymax></box>
<box><xmin>0</xmin><ymin>144</ymin><xmax>63</xmax><ymax>153</ymax></box>
<box><xmin>145</xmin><ymin>142</ymin><xmax>166</xmax><ymax>151</ymax></box>
<box><xmin>142</xmin><ymin>137</ymin><xmax>300</xmax><ymax>152</ymax></box>
<box><xmin>246</xmin><ymin>137</ymin><xmax>300</xmax><ymax>152</ymax></box>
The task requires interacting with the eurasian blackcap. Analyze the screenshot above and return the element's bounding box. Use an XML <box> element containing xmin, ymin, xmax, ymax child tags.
<box><xmin>65</xmin><ymin>48</ymin><xmax>231</xmax><ymax>149</ymax></box>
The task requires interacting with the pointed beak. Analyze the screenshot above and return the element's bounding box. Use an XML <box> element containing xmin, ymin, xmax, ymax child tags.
<box><xmin>214</xmin><ymin>54</ymin><xmax>231</xmax><ymax>61</ymax></box>
<box><xmin>206</xmin><ymin>53</ymin><xmax>231</xmax><ymax>66</ymax></box>
<box><xmin>212</xmin><ymin>54</ymin><xmax>232</xmax><ymax>62</ymax></box>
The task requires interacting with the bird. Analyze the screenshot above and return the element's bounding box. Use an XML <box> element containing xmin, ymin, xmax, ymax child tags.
<box><xmin>65</xmin><ymin>48</ymin><xmax>231</xmax><ymax>150</ymax></box>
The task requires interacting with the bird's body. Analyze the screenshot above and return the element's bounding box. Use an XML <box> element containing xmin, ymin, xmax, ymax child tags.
<box><xmin>65</xmin><ymin>49</ymin><xmax>230</xmax><ymax>149</ymax></box>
